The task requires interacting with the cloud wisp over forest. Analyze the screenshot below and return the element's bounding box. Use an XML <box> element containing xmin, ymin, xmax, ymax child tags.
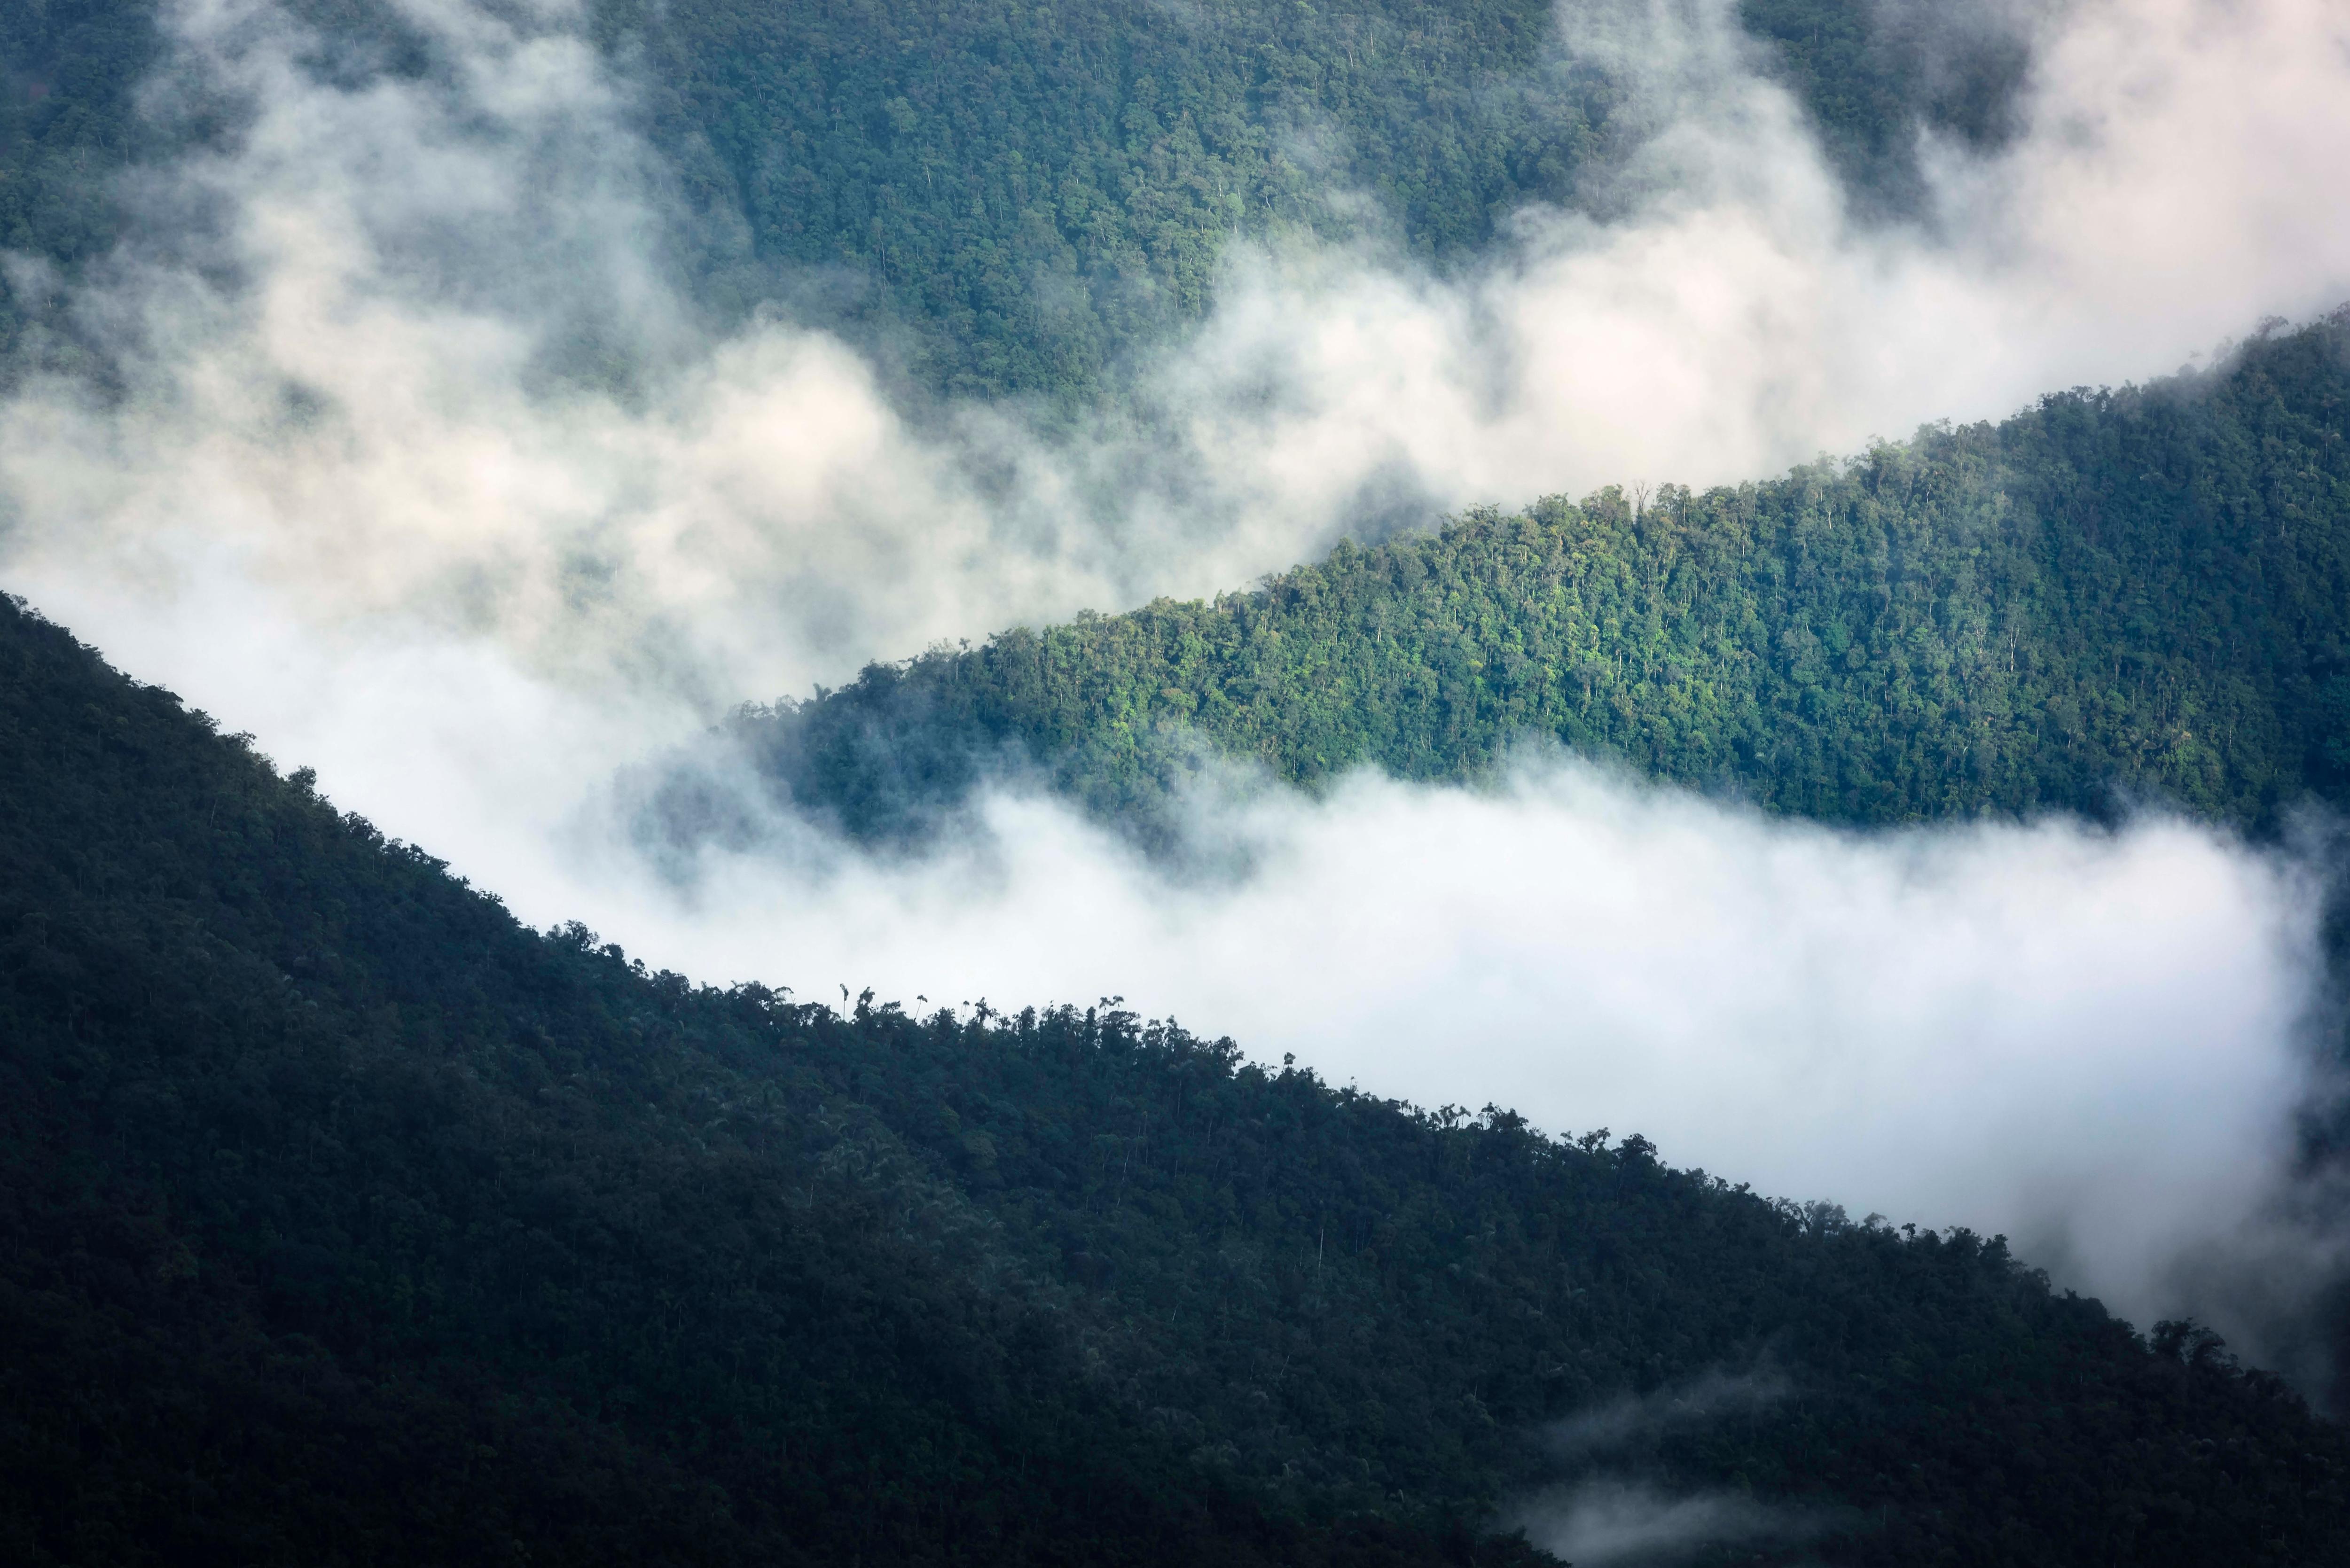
<box><xmin>600</xmin><ymin>751</ymin><xmax>2338</xmax><ymax>1383</ymax></box>
<box><xmin>8</xmin><ymin>0</ymin><xmax>2347</xmax><ymax>722</ymax></box>
<box><xmin>3</xmin><ymin>0</ymin><xmax>2350</xmax><ymax>1384</ymax></box>
<box><xmin>1169</xmin><ymin>0</ymin><xmax>2350</xmax><ymax>524</ymax></box>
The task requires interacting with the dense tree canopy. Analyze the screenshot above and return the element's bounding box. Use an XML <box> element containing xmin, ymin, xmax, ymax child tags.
<box><xmin>5</xmin><ymin>582</ymin><xmax>2347</xmax><ymax>1565</ymax></box>
<box><xmin>6</xmin><ymin>4</ymin><xmax>2347</xmax><ymax>1561</ymax></box>
<box><xmin>2</xmin><ymin>0</ymin><xmax>2027</xmax><ymax>398</ymax></box>
<box><xmin>734</xmin><ymin>310</ymin><xmax>2350</xmax><ymax>845</ymax></box>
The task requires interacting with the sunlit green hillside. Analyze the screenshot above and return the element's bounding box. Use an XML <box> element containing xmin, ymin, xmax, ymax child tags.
<box><xmin>736</xmin><ymin>312</ymin><xmax>2350</xmax><ymax>843</ymax></box>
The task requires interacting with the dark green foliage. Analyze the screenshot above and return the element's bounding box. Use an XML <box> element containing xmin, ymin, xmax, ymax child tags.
<box><xmin>742</xmin><ymin>311</ymin><xmax>2350</xmax><ymax>843</ymax></box>
<box><xmin>0</xmin><ymin>0</ymin><xmax>151</xmax><ymax>248</ymax></box>
<box><xmin>0</xmin><ymin>0</ymin><xmax>2028</xmax><ymax>400</ymax></box>
<box><xmin>6</xmin><ymin>6</ymin><xmax>2343</xmax><ymax>1561</ymax></box>
<box><xmin>0</xmin><ymin>0</ymin><xmax>421</xmax><ymax>373</ymax></box>
<box><xmin>5</xmin><ymin>591</ymin><xmax>2347</xmax><ymax>1563</ymax></box>
<box><xmin>0</xmin><ymin>0</ymin><xmax>156</xmax><ymax>363</ymax></box>
<box><xmin>613</xmin><ymin>0</ymin><xmax>1619</xmax><ymax>400</ymax></box>
<box><xmin>0</xmin><ymin>594</ymin><xmax>1557</xmax><ymax>1565</ymax></box>
<box><xmin>1738</xmin><ymin>0</ymin><xmax>2029</xmax><ymax>215</ymax></box>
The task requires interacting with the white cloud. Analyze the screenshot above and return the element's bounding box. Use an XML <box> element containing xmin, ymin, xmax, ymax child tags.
<box><xmin>1503</xmin><ymin>1475</ymin><xmax>1825</xmax><ymax>1565</ymax></box>
<box><xmin>1167</xmin><ymin>0</ymin><xmax>2350</xmax><ymax>520</ymax></box>
<box><xmin>8</xmin><ymin>0</ymin><xmax>2346</xmax><ymax>727</ymax></box>
<box><xmin>574</xmin><ymin>754</ymin><xmax>2332</xmax><ymax>1358</ymax></box>
<box><xmin>1541</xmin><ymin>1366</ymin><xmax>1792</xmax><ymax>1457</ymax></box>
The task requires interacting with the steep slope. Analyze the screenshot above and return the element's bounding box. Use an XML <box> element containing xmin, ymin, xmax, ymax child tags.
<box><xmin>732</xmin><ymin>310</ymin><xmax>2350</xmax><ymax>844</ymax></box>
<box><xmin>5</xmin><ymin>595</ymin><xmax>2349</xmax><ymax>1564</ymax></box>
<box><xmin>0</xmin><ymin>596</ymin><xmax>1543</xmax><ymax>1568</ymax></box>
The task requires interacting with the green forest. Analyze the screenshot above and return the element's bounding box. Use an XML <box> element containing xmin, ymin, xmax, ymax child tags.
<box><xmin>3</xmin><ymin>0</ymin><xmax>2024</xmax><ymax>398</ymax></box>
<box><xmin>733</xmin><ymin>310</ymin><xmax>2350</xmax><ymax>845</ymax></box>
<box><xmin>6</xmin><ymin>591</ymin><xmax>2347</xmax><ymax>1565</ymax></box>
<box><xmin>7</xmin><ymin>0</ymin><xmax>2350</xmax><ymax>1561</ymax></box>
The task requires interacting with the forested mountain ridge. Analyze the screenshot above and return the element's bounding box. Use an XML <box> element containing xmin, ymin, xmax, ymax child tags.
<box><xmin>8</xmin><ymin>5</ymin><xmax>2347</xmax><ymax>1560</ymax></box>
<box><xmin>2</xmin><ymin>0</ymin><xmax>2026</xmax><ymax>399</ymax></box>
<box><xmin>6</xmin><ymin>591</ymin><xmax>2350</xmax><ymax>1564</ymax></box>
<box><xmin>0</xmin><ymin>591</ymin><xmax>1554</xmax><ymax>1567</ymax></box>
<box><xmin>731</xmin><ymin>309</ymin><xmax>2350</xmax><ymax>845</ymax></box>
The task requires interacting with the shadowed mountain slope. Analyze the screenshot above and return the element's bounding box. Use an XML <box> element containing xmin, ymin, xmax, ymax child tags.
<box><xmin>5</xmin><ymin>595</ymin><xmax>2349</xmax><ymax>1564</ymax></box>
<box><xmin>0</xmin><ymin>597</ymin><xmax>1551</xmax><ymax>1565</ymax></box>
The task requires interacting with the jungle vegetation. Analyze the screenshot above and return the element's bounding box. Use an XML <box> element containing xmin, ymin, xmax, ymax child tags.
<box><xmin>4</xmin><ymin>591</ymin><xmax>2346</xmax><ymax>1565</ymax></box>
<box><xmin>2</xmin><ymin>0</ymin><xmax>2028</xmax><ymax>398</ymax></box>
<box><xmin>731</xmin><ymin>311</ymin><xmax>2350</xmax><ymax>846</ymax></box>
<box><xmin>6</xmin><ymin>4</ymin><xmax>2348</xmax><ymax>1563</ymax></box>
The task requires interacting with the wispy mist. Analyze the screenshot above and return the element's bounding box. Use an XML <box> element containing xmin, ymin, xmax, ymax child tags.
<box><xmin>1166</xmin><ymin>0</ymin><xmax>2350</xmax><ymax>524</ymax></box>
<box><xmin>1541</xmin><ymin>1365</ymin><xmax>1792</xmax><ymax>1458</ymax></box>
<box><xmin>1504</xmin><ymin>1477</ymin><xmax>1825</xmax><ymax>1566</ymax></box>
<box><xmin>1506</xmin><ymin>1365</ymin><xmax>1838</xmax><ymax>1558</ymax></box>
<box><xmin>2</xmin><ymin>0</ymin><xmax>2348</xmax><ymax>1388</ymax></box>
<box><xmin>8</xmin><ymin>0</ymin><xmax>2345</xmax><ymax>722</ymax></box>
<box><xmin>586</xmin><ymin>753</ymin><xmax>2336</xmax><ymax>1375</ymax></box>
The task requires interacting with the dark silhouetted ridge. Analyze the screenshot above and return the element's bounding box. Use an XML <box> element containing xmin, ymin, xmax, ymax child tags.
<box><xmin>3</xmin><ymin>592</ymin><xmax>2347</xmax><ymax>1563</ymax></box>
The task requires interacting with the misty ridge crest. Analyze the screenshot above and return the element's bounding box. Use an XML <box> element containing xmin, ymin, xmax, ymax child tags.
<box><xmin>6</xmin><ymin>0</ymin><xmax>2338</xmax><ymax>733</ymax></box>
<box><xmin>699</xmin><ymin>310</ymin><xmax>2350</xmax><ymax>855</ymax></box>
<box><xmin>2</xmin><ymin>589</ymin><xmax>2347</xmax><ymax>1567</ymax></box>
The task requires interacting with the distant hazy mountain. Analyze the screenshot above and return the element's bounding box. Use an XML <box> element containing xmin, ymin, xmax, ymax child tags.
<box><xmin>2</xmin><ymin>0</ymin><xmax>2028</xmax><ymax>399</ymax></box>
